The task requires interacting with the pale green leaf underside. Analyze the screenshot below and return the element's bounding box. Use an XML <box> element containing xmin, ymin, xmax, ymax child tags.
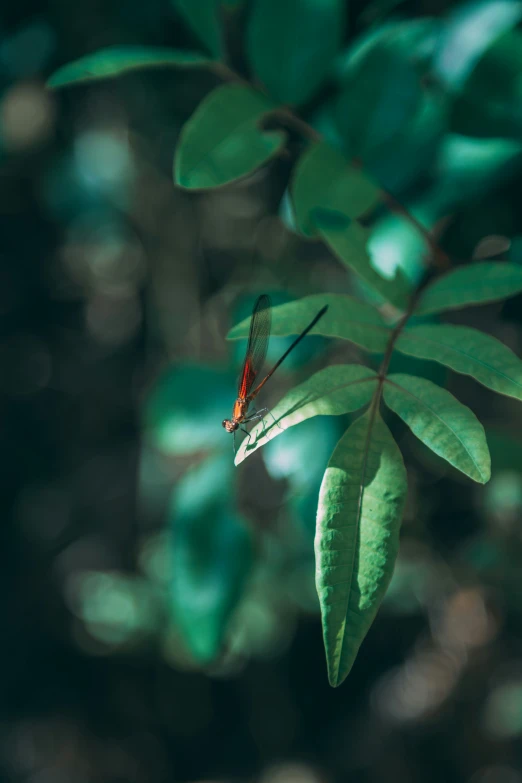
<box><xmin>291</xmin><ymin>141</ymin><xmax>382</xmax><ymax>237</ymax></box>
<box><xmin>315</xmin><ymin>407</ymin><xmax>407</xmax><ymax>687</ymax></box>
<box><xmin>384</xmin><ymin>373</ymin><xmax>491</xmax><ymax>483</ymax></box>
<box><xmin>47</xmin><ymin>46</ymin><xmax>210</xmax><ymax>88</ymax></box>
<box><xmin>227</xmin><ymin>294</ymin><xmax>390</xmax><ymax>353</ymax></box>
<box><xmin>246</xmin><ymin>0</ymin><xmax>345</xmax><ymax>106</ymax></box>
<box><xmin>234</xmin><ymin>364</ymin><xmax>378</xmax><ymax>465</ymax></box>
<box><xmin>396</xmin><ymin>324</ymin><xmax>522</xmax><ymax>402</ymax></box>
<box><xmin>174</xmin><ymin>84</ymin><xmax>285</xmax><ymax>189</ymax></box>
<box><xmin>415</xmin><ymin>262</ymin><xmax>522</xmax><ymax>315</ymax></box>
<box><xmin>313</xmin><ymin>211</ymin><xmax>410</xmax><ymax>311</ymax></box>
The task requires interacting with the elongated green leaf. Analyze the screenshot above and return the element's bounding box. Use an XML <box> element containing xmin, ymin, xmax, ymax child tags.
<box><xmin>383</xmin><ymin>374</ymin><xmax>491</xmax><ymax>483</ymax></box>
<box><xmin>170</xmin><ymin>453</ymin><xmax>253</xmax><ymax>662</ymax></box>
<box><xmin>173</xmin><ymin>0</ymin><xmax>223</xmax><ymax>58</ymax></box>
<box><xmin>316</xmin><ymin>406</ymin><xmax>407</xmax><ymax>687</ymax></box>
<box><xmin>174</xmin><ymin>85</ymin><xmax>285</xmax><ymax>189</ymax></box>
<box><xmin>291</xmin><ymin>142</ymin><xmax>382</xmax><ymax>237</ymax></box>
<box><xmin>396</xmin><ymin>324</ymin><xmax>522</xmax><ymax>402</ymax></box>
<box><xmin>47</xmin><ymin>46</ymin><xmax>210</xmax><ymax>88</ymax></box>
<box><xmin>246</xmin><ymin>0</ymin><xmax>345</xmax><ymax>105</ymax></box>
<box><xmin>312</xmin><ymin>209</ymin><xmax>411</xmax><ymax>310</ymax></box>
<box><xmin>227</xmin><ymin>294</ymin><xmax>391</xmax><ymax>353</ymax></box>
<box><xmin>415</xmin><ymin>262</ymin><xmax>522</xmax><ymax>315</ymax></box>
<box><xmin>235</xmin><ymin>364</ymin><xmax>378</xmax><ymax>464</ymax></box>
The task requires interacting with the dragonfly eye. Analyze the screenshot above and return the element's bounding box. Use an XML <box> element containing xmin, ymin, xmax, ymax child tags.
<box><xmin>222</xmin><ymin>419</ymin><xmax>228</xmax><ymax>429</ymax></box>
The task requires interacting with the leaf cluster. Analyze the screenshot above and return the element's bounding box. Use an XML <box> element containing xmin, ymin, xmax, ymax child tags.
<box><xmin>47</xmin><ymin>0</ymin><xmax>522</xmax><ymax>686</ymax></box>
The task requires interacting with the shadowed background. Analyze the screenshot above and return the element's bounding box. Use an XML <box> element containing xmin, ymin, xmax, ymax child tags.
<box><xmin>2</xmin><ymin>0</ymin><xmax>522</xmax><ymax>781</ymax></box>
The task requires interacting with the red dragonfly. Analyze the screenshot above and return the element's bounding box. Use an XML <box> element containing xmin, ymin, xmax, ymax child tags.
<box><xmin>223</xmin><ymin>295</ymin><xmax>328</xmax><ymax>450</ymax></box>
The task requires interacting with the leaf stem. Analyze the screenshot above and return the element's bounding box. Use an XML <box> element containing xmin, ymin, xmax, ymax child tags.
<box><xmin>210</xmin><ymin>60</ymin><xmax>448</xmax><ymax>270</ymax></box>
<box><xmin>372</xmin><ymin>292</ymin><xmax>418</xmax><ymax>411</ymax></box>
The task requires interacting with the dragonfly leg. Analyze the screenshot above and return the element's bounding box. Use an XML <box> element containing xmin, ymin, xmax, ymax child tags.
<box><xmin>252</xmin><ymin>408</ymin><xmax>284</xmax><ymax>434</ymax></box>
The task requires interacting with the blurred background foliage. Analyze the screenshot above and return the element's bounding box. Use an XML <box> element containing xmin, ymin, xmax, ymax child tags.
<box><xmin>3</xmin><ymin>0</ymin><xmax>522</xmax><ymax>780</ymax></box>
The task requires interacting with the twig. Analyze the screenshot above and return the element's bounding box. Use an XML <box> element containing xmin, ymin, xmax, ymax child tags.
<box><xmin>210</xmin><ymin>60</ymin><xmax>449</xmax><ymax>272</ymax></box>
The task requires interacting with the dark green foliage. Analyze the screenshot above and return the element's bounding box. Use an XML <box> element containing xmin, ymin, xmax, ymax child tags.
<box><xmin>48</xmin><ymin>0</ymin><xmax>522</xmax><ymax>691</ymax></box>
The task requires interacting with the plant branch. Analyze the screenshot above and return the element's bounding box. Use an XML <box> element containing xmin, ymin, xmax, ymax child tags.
<box><xmin>211</xmin><ymin>60</ymin><xmax>449</xmax><ymax>271</ymax></box>
<box><xmin>369</xmin><ymin>291</ymin><xmax>419</xmax><ymax>413</ymax></box>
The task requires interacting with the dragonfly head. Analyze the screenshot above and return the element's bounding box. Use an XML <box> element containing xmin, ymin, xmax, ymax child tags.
<box><xmin>222</xmin><ymin>418</ymin><xmax>238</xmax><ymax>433</ymax></box>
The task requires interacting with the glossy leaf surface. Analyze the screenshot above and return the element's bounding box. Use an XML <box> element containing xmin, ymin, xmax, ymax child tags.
<box><xmin>396</xmin><ymin>324</ymin><xmax>522</xmax><ymax>401</ymax></box>
<box><xmin>227</xmin><ymin>294</ymin><xmax>390</xmax><ymax>353</ymax></box>
<box><xmin>47</xmin><ymin>46</ymin><xmax>210</xmax><ymax>88</ymax></box>
<box><xmin>234</xmin><ymin>364</ymin><xmax>378</xmax><ymax>464</ymax></box>
<box><xmin>174</xmin><ymin>85</ymin><xmax>285</xmax><ymax>189</ymax></box>
<box><xmin>315</xmin><ymin>407</ymin><xmax>407</xmax><ymax>686</ymax></box>
<box><xmin>384</xmin><ymin>373</ymin><xmax>491</xmax><ymax>483</ymax></box>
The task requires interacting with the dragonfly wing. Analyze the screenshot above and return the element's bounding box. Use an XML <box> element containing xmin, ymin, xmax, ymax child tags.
<box><xmin>237</xmin><ymin>294</ymin><xmax>271</xmax><ymax>398</ymax></box>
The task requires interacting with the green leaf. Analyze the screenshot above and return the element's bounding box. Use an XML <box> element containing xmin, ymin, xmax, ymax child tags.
<box><xmin>246</xmin><ymin>0</ymin><xmax>345</xmax><ymax>105</ymax></box>
<box><xmin>383</xmin><ymin>373</ymin><xmax>491</xmax><ymax>483</ymax></box>
<box><xmin>333</xmin><ymin>24</ymin><xmax>422</xmax><ymax>160</ymax></box>
<box><xmin>227</xmin><ymin>294</ymin><xmax>391</xmax><ymax>353</ymax></box>
<box><xmin>170</xmin><ymin>453</ymin><xmax>253</xmax><ymax>662</ymax></box>
<box><xmin>291</xmin><ymin>141</ymin><xmax>382</xmax><ymax>237</ymax></box>
<box><xmin>415</xmin><ymin>262</ymin><xmax>522</xmax><ymax>315</ymax></box>
<box><xmin>174</xmin><ymin>84</ymin><xmax>285</xmax><ymax>189</ymax></box>
<box><xmin>396</xmin><ymin>324</ymin><xmax>522</xmax><ymax>402</ymax></box>
<box><xmin>173</xmin><ymin>0</ymin><xmax>224</xmax><ymax>58</ymax></box>
<box><xmin>235</xmin><ymin>364</ymin><xmax>378</xmax><ymax>464</ymax></box>
<box><xmin>312</xmin><ymin>209</ymin><xmax>411</xmax><ymax>311</ymax></box>
<box><xmin>47</xmin><ymin>46</ymin><xmax>210</xmax><ymax>88</ymax></box>
<box><xmin>315</xmin><ymin>406</ymin><xmax>407</xmax><ymax>687</ymax></box>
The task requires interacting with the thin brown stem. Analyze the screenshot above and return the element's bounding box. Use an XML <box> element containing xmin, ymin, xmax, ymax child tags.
<box><xmin>368</xmin><ymin>291</ymin><xmax>419</xmax><ymax>417</ymax></box>
<box><xmin>210</xmin><ymin>62</ymin><xmax>449</xmax><ymax>274</ymax></box>
<box><xmin>382</xmin><ymin>192</ymin><xmax>451</xmax><ymax>270</ymax></box>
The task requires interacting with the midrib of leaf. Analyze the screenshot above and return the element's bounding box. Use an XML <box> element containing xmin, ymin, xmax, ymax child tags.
<box><xmin>384</xmin><ymin>377</ymin><xmax>486</xmax><ymax>480</ymax></box>
<box><xmin>328</xmin><ymin>305</ymin><xmax>412</xmax><ymax>681</ymax></box>
<box><xmin>401</xmin><ymin>329</ymin><xmax>522</xmax><ymax>390</ymax></box>
<box><xmin>336</xmin><ymin>391</ymin><xmax>381</xmax><ymax>682</ymax></box>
